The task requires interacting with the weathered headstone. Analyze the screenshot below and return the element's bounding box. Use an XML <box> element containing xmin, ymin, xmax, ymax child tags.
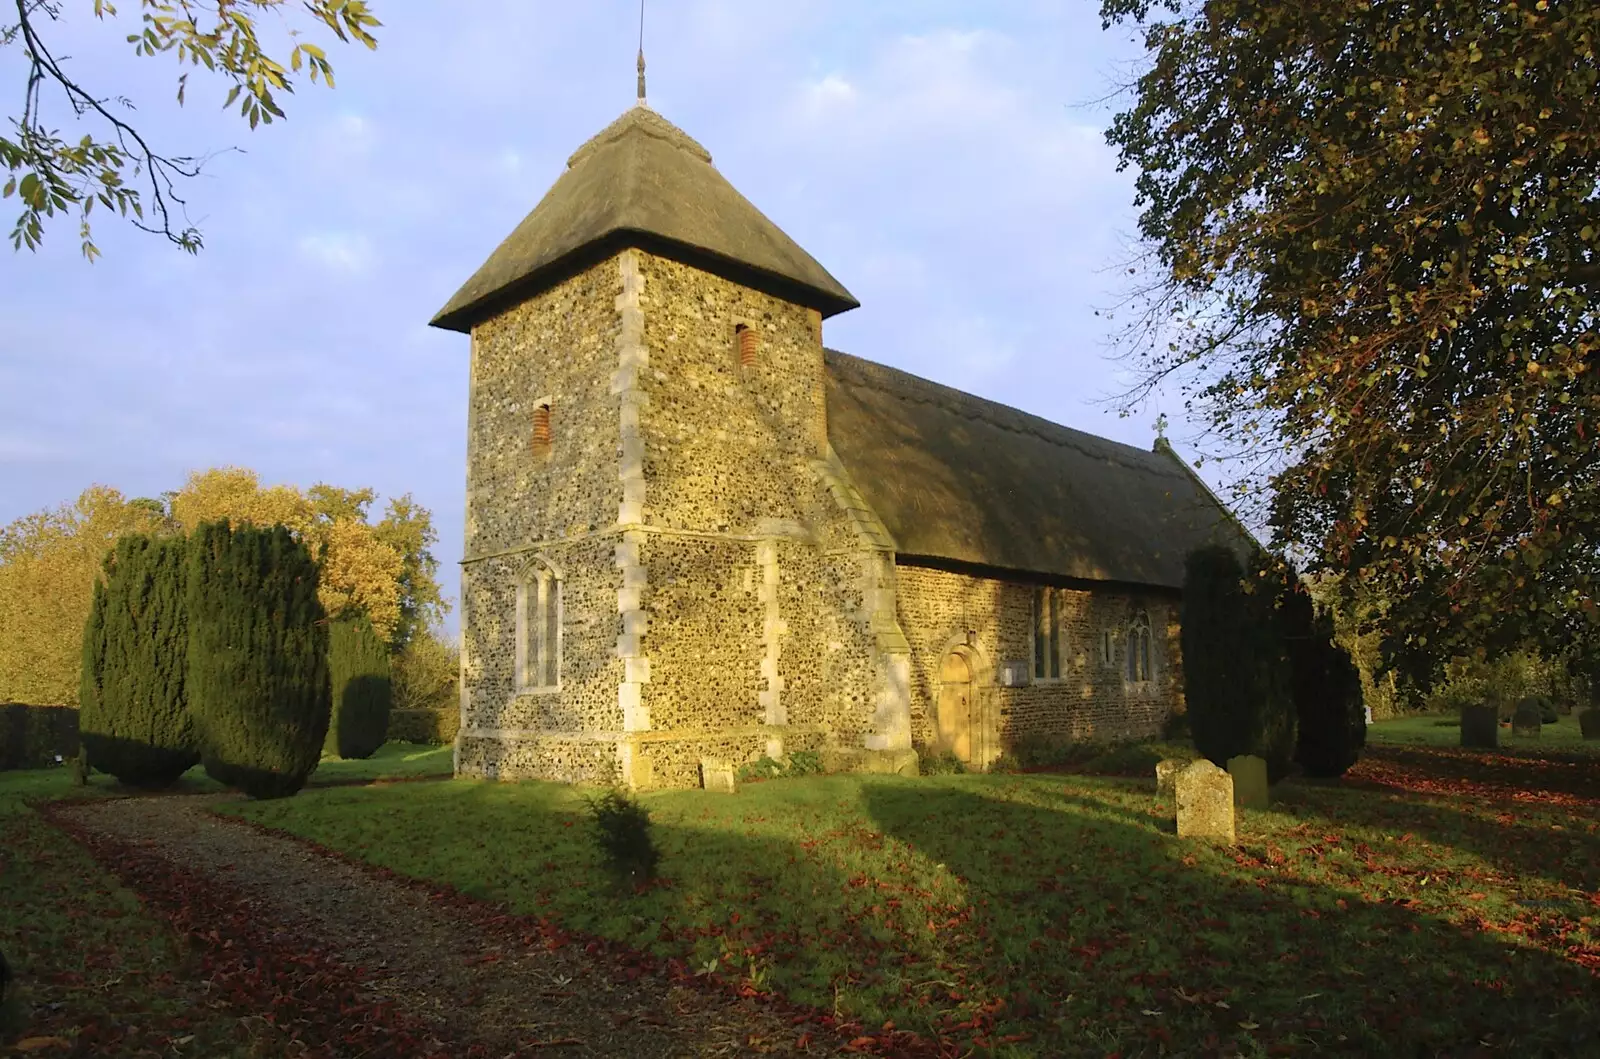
<box><xmin>1175</xmin><ymin>760</ymin><xmax>1235</xmax><ymax>844</ymax></box>
<box><xmin>1579</xmin><ymin>709</ymin><xmax>1600</xmax><ymax>741</ymax></box>
<box><xmin>1512</xmin><ymin>702</ymin><xmax>1542</xmax><ymax>737</ymax></box>
<box><xmin>1226</xmin><ymin>754</ymin><xmax>1269</xmax><ymax>810</ymax></box>
<box><xmin>700</xmin><ymin>757</ymin><xmax>738</xmax><ymax>794</ymax></box>
<box><xmin>1155</xmin><ymin>757</ymin><xmax>1188</xmax><ymax>796</ymax></box>
<box><xmin>1459</xmin><ymin>705</ymin><xmax>1499</xmax><ymax>749</ymax></box>
<box><xmin>1364</xmin><ymin>704</ymin><xmax>1374</xmax><ymax>727</ymax></box>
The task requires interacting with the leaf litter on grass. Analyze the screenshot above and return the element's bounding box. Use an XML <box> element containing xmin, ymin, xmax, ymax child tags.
<box><xmin>226</xmin><ymin>750</ymin><xmax>1600</xmax><ymax>1057</ymax></box>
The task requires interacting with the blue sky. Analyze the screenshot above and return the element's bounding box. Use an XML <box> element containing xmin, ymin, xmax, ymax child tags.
<box><xmin>1</xmin><ymin>1</ymin><xmax>1182</xmax><ymax>630</ymax></box>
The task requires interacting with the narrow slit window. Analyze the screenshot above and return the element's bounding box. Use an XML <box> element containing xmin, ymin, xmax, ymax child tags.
<box><xmin>1033</xmin><ymin>587</ymin><xmax>1062</xmax><ymax>681</ymax></box>
<box><xmin>531</xmin><ymin>403</ymin><xmax>552</xmax><ymax>461</ymax></box>
<box><xmin>1033</xmin><ymin>588</ymin><xmax>1047</xmax><ymax>680</ymax></box>
<box><xmin>1048</xmin><ymin>589</ymin><xmax>1061</xmax><ymax>679</ymax></box>
<box><xmin>516</xmin><ymin>564</ymin><xmax>562</xmax><ymax>690</ymax></box>
<box><xmin>735</xmin><ymin>323</ymin><xmax>759</xmax><ymax>368</ymax></box>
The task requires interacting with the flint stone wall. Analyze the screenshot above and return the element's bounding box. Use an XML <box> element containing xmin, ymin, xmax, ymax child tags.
<box><xmin>455</xmin><ymin>248</ymin><xmax>1187</xmax><ymax>787</ymax></box>
<box><xmin>457</xmin><ymin>250</ymin><xmax>893</xmax><ymax>787</ymax></box>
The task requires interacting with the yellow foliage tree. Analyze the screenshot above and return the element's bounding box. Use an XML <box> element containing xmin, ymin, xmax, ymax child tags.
<box><xmin>0</xmin><ymin>468</ymin><xmax>444</xmax><ymax>706</ymax></box>
<box><xmin>0</xmin><ymin>487</ymin><xmax>163</xmax><ymax>704</ymax></box>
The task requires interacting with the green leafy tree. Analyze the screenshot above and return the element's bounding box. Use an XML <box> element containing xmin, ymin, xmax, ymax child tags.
<box><xmin>187</xmin><ymin>520</ymin><xmax>329</xmax><ymax>798</ymax></box>
<box><xmin>1101</xmin><ymin>0</ymin><xmax>1600</xmax><ymax>679</ymax></box>
<box><xmin>3</xmin><ymin>0</ymin><xmax>381</xmax><ymax>259</ymax></box>
<box><xmin>79</xmin><ymin>534</ymin><xmax>196</xmax><ymax>787</ymax></box>
<box><xmin>325</xmin><ymin>612</ymin><xmax>390</xmax><ymax>759</ymax></box>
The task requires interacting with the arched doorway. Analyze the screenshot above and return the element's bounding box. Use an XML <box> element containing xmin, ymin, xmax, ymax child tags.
<box><xmin>937</xmin><ymin>651</ymin><xmax>974</xmax><ymax>763</ymax></box>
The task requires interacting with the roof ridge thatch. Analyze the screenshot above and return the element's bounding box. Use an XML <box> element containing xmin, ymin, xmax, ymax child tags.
<box><xmin>822</xmin><ymin>349</ymin><xmax>1254</xmax><ymax>588</ymax></box>
<box><xmin>823</xmin><ymin>349</ymin><xmax>1178</xmax><ymax>482</ymax></box>
<box><xmin>430</xmin><ymin>105</ymin><xmax>858</xmax><ymax>333</ymax></box>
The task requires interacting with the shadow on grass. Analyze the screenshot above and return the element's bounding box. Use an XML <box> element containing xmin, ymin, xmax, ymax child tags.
<box><xmin>226</xmin><ymin>772</ymin><xmax>1600</xmax><ymax>1057</ymax></box>
<box><xmin>1357</xmin><ymin>742</ymin><xmax>1600</xmax><ymax>801</ymax></box>
<box><xmin>861</xmin><ymin>778</ymin><xmax>1600</xmax><ymax>1057</ymax></box>
<box><xmin>1273</xmin><ymin>775</ymin><xmax>1600</xmax><ymax>906</ymax></box>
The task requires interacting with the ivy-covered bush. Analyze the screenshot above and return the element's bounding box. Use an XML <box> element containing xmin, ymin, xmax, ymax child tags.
<box><xmin>187</xmin><ymin>522</ymin><xmax>330</xmax><ymax>799</ymax></box>
<box><xmin>78</xmin><ymin>535</ymin><xmax>197</xmax><ymax>788</ymax></box>
<box><xmin>325</xmin><ymin>614</ymin><xmax>391</xmax><ymax>760</ymax></box>
<box><xmin>1284</xmin><ymin>582</ymin><xmax>1366</xmax><ymax>779</ymax></box>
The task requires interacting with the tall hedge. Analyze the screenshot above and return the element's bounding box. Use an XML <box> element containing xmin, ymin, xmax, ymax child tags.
<box><xmin>1285</xmin><ymin>582</ymin><xmax>1367</xmax><ymax>778</ymax></box>
<box><xmin>1180</xmin><ymin>545</ymin><xmax>1296</xmax><ymax>781</ymax></box>
<box><xmin>78</xmin><ymin>535</ymin><xmax>197</xmax><ymax>788</ymax></box>
<box><xmin>187</xmin><ymin>521</ymin><xmax>330</xmax><ymax>799</ymax></box>
<box><xmin>326</xmin><ymin>614</ymin><xmax>391</xmax><ymax>760</ymax></box>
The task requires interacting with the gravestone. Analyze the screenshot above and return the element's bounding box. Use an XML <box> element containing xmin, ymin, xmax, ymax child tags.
<box><xmin>1580</xmin><ymin>709</ymin><xmax>1600</xmax><ymax>741</ymax></box>
<box><xmin>1155</xmin><ymin>757</ymin><xmax>1188</xmax><ymax>796</ymax></box>
<box><xmin>1364</xmin><ymin>705</ymin><xmax>1374</xmax><ymax>727</ymax></box>
<box><xmin>1511</xmin><ymin>702</ymin><xmax>1542</xmax><ymax>737</ymax></box>
<box><xmin>700</xmin><ymin>757</ymin><xmax>738</xmax><ymax>794</ymax></box>
<box><xmin>1460</xmin><ymin>705</ymin><xmax>1499</xmax><ymax>749</ymax></box>
<box><xmin>1227</xmin><ymin>754</ymin><xmax>1270</xmax><ymax>810</ymax></box>
<box><xmin>1175</xmin><ymin>760</ymin><xmax>1235</xmax><ymax>844</ymax></box>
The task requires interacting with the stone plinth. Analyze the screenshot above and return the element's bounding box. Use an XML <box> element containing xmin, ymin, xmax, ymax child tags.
<box><xmin>700</xmin><ymin>757</ymin><xmax>738</xmax><ymax>793</ymax></box>
<box><xmin>1460</xmin><ymin>705</ymin><xmax>1499</xmax><ymax>749</ymax></box>
<box><xmin>1226</xmin><ymin>754</ymin><xmax>1269</xmax><ymax>810</ymax></box>
<box><xmin>1155</xmin><ymin>757</ymin><xmax>1189</xmax><ymax>796</ymax></box>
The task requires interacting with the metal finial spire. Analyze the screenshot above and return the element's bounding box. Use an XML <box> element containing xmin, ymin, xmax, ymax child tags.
<box><xmin>636</xmin><ymin>0</ymin><xmax>647</xmax><ymax>104</ymax></box>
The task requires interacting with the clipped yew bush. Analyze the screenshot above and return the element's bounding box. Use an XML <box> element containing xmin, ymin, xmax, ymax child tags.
<box><xmin>1284</xmin><ymin>582</ymin><xmax>1366</xmax><ymax>779</ymax></box>
<box><xmin>187</xmin><ymin>521</ymin><xmax>330</xmax><ymax>799</ymax></box>
<box><xmin>1181</xmin><ymin>545</ymin><xmax>1296</xmax><ymax>782</ymax></box>
<box><xmin>325</xmin><ymin>614</ymin><xmax>392</xmax><ymax>760</ymax></box>
<box><xmin>78</xmin><ymin>535</ymin><xmax>197</xmax><ymax>788</ymax></box>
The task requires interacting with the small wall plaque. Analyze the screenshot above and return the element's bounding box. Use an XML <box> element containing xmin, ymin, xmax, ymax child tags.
<box><xmin>996</xmin><ymin>662</ymin><xmax>1030</xmax><ymax>687</ymax></box>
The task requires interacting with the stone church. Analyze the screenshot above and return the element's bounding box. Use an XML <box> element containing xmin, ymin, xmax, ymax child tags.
<box><xmin>429</xmin><ymin>99</ymin><xmax>1250</xmax><ymax>789</ymax></box>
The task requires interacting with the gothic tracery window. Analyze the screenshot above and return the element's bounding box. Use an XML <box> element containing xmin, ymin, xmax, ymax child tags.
<box><xmin>1126</xmin><ymin>610</ymin><xmax>1153</xmax><ymax>684</ymax></box>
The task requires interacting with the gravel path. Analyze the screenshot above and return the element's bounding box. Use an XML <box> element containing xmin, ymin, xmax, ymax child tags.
<box><xmin>57</xmin><ymin>796</ymin><xmax>831</xmax><ymax>1058</ymax></box>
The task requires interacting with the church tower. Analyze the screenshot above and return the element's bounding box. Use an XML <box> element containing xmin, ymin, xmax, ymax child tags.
<box><xmin>430</xmin><ymin>99</ymin><xmax>917</xmax><ymax>787</ymax></box>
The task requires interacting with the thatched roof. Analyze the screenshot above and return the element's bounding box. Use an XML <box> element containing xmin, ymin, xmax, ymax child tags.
<box><xmin>823</xmin><ymin>350</ymin><xmax>1255</xmax><ymax>589</ymax></box>
<box><xmin>431</xmin><ymin>105</ymin><xmax>859</xmax><ymax>333</ymax></box>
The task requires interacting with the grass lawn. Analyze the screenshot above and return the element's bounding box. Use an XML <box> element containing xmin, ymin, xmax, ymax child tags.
<box><xmin>0</xmin><ymin>741</ymin><xmax>451</xmax><ymax>1054</ymax></box>
<box><xmin>1369</xmin><ymin>711</ymin><xmax>1600</xmax><ymax>752</ymax></box>
<box><xmin>228</xmin><ymin>750</ymin><xmax>1600</xmax><ymax>1057</ymax></box>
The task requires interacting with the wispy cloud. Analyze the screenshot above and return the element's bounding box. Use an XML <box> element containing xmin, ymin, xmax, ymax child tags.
<box><xmin>0</xmin><ymin>2</ymin><xmax>1169</xmax><ymax>631</ymax></box>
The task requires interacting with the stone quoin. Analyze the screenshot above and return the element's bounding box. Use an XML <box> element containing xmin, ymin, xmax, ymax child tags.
<box><xmin>429</xmin><ymin>101</ymin><xmax>1253</xmax><ymax>788</ymax></box>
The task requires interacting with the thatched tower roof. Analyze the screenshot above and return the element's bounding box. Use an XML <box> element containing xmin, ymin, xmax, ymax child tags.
<box><xmin>430</xmin><ymin>105</ymin><xmax>858</xmax><ymax>332</ymax></box>
<box><xmin>823</xmin><ymin>350</ymin><xmax>1256</xmax><ymax>589</ymax></box>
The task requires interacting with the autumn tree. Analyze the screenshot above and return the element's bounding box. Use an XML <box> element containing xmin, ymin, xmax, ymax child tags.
<box><xmin>0</xmin><ymin>470</ymin><xmax>443</xmax><ymax>705</ymax></box>
<box><xmin>168</xmin><ymin>466</ymin><xmax>443</xmax><ymax>644</ymax></box>
<box><xmin>1101</xmin><ymin>0</ymin><xmax>1600</xmax><ymax>681</ymax></box>
<box><xmin>3</xmin><ymin>0</ymin><xmax>380</xmax><ymax>259</ymax></box>
<box><xmin>0</xmin><ymin>486</ymin><xmax>163</xmax><ymax>704</ymax></box>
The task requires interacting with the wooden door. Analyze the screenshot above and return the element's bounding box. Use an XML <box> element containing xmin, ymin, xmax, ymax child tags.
<box><xmin>937</xmin><ymin>652</ymin><xmax>973</xmax><ymax>762</ymax></box>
